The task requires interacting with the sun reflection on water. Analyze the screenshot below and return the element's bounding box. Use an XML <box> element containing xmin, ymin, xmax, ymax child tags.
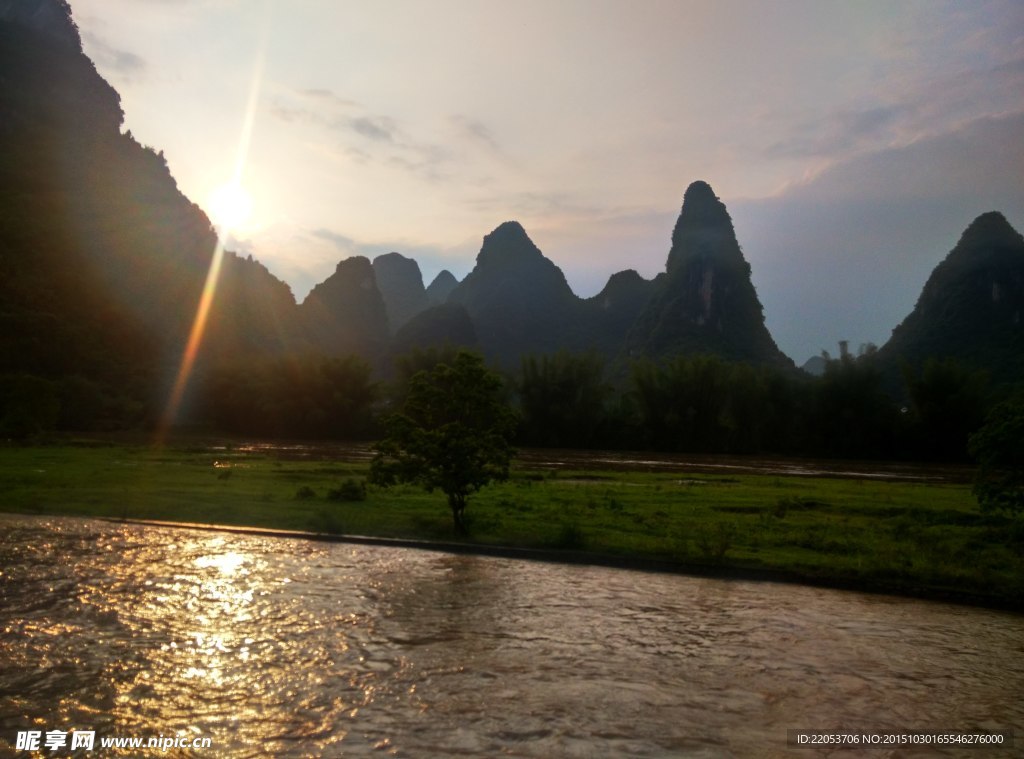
<box><xmin>3</xmin><ymin>515</ymin><xmax>1022</xmax><ymax>757</ymax></box>
<box><xmin>43</xmin><ymin>530</ymin><xmax>357</xmax><ymax>753</ymax></box>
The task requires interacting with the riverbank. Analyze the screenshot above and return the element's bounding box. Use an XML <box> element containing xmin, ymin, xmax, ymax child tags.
<box><xmin>90</xmin><ymin>515</ymin><xmax>1021</xmax><ymax>612</ymax></box>
<box><xmin>2</xmin><ymin>441</ymin><xmax>1021</xmax><ymax>610</ymax></box>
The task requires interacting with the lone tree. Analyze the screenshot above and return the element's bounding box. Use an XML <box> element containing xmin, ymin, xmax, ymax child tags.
<box><xmin>370</xmin><ymin>351</ymin><xmax>517</xmax><ymax>533</ymax></box>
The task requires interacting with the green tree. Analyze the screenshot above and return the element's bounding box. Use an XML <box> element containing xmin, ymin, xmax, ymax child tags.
<box><xmin>0</xmin><ymin>374</ymin><xmax>60</xmax><ymax>439</ymax></box>
<box><xmin>517</xmin><ymin>351</ymin><xmax>609</xmax><ymax>447</ymax></box>
<box><xmin>629</xmin><ymin>354</ymin><xmax>775</xmax><ymax>453</ymax></box>
<box><xmin>202</xmin><ymin>354</ymin><xmax>377</xmax><ymax>439</ymax></box>
<box><xmin>389</xmin><ymin>345</ymin><xmax>464</xmax><ymax>407</ymax></box>
<box><xmin>809</xmin><ymin>344</ymin><xmax>897</xmax><ymax>458</ymax></box>
<box><xmin>902</xmin><ymin>358</ymin><xmax>989</xmax><ymax>460</ymax></box>
<box><xmin>370</xmin><ymin>352</ymin><xmax>517</xmax><ymax>533</ymax></box>
<box><xmin>969</xmin><ymin>394</ymin><xmax>1024</xmax><ymax>515</ymax></box>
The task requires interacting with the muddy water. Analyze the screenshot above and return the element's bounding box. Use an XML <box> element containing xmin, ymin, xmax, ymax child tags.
<box><xmin>1</xmin><ymin>514</ymin><xmax>1019</xmax><ymax>757</ymax></box>
<box><xmin>223</xmin><ymin>441</ymin><xmax>974</xmax><ymax>482</ymax></box>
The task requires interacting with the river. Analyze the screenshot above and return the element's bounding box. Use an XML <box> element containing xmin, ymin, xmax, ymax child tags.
<box><xmin>225</xmin><ymin>442</ymin><xmax>976</xmax><ymax>483</ymax></box>
<box><xmin>1</xmin><ymin>514</ymin><xmax>1020</xmax><ymax>757</ymax></box>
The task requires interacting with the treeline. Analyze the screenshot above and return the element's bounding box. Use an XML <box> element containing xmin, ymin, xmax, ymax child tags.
<box><xmin>201</xmin><ymin>355</ymin><xmax>377</xmax><ymax>439</ymax></box>
<box><xmin>3</xmin><ymin>345</ymin><xmax>1008</xmax><ymax>463</ymax></box>
<box><xmin>188</xmin><ymin>345</ymin><xmax>1005</xmax><ymax>462</ymax></box>
<box><xmin>515</xmin><ymin>347</ymin><xmax>995</xmax><ymax>461</ymax></box>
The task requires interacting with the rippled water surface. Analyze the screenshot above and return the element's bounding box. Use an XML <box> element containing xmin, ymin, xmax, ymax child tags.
<box><xmin>1</xmin><ymin>514</ymin><xmax>1021</xmax><ymax>757</ymax></box>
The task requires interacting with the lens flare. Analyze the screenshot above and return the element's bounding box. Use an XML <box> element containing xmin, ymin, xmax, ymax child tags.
<box><xmin>156</xmin><ymin>2</ymin><xmax>271</xmax><ymax>445</ymax></box>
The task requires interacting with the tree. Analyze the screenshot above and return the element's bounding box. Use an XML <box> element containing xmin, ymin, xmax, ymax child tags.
<box><xmin>389</xmin><ymin>345</ymin><xmax>463</xmax><ymax>406</ymax></box>
<box><xmin>902</xmin><ymin>358</ymin><xmax>989</xmax><ymax>461</ymax></box>
<box><xmin>369</xmin><ymin>352</ymin><xmax>517</xmax><ymax>533</ymax></box>
<box><xmin>628</xmin><ymin>354</ymin><xmax>774</xmax><ymax>453</ymax></box>
<box><xmin>517</xmin><ymin>351</ymin><xmax>609</xmax><ymax>447</ymax></box>
<box><xmin>808</xmin><ymin>344</ymin><xmax>897</xmax><ymax>458</ymax></box>
<box><xmin>0</xmin><ymin>374</ymin><xmax>60</xmax><ymax>439</ymax></box>
<box><xmin>201</xmin><ymin>354</ymin><xmax>378</xmax><ymax>439</ymax></box>
<box><xmin>969</xmin><ymin>394</ymin><xmax>1024</xmax><ymax>515</ymax></box>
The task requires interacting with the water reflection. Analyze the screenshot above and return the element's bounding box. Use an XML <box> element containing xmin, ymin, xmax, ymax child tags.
<box><xmin>1</xmin><ymin>514</ymin><xmax>1021</xmax><ymax>757</ymax></box>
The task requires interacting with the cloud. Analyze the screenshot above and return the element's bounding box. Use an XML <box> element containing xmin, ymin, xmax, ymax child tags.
<box><xmin>757</xmin><ymin>20</ymin><xmax>1024</xmax><ymax>187</ymax></box>
<box><xmin>450</xmin><ymin>115</ymin><xmax>501</xmax><ymax>154</ymax></box>
<box><xmin>311</xmin><ymin>228</ymin><xmax>357</xmax><ymax>252</ymax></box>
<box><xmin>81</xmin><ymin>31</ymin><xmax>145</xmax><ymax>78</ymax></box>
<box><xmin>732</xmin><ymin>111</ymin><xmax>1024</xmax><ymax>362</ymax></box>
<box><xmin>466</xmin><ymin>189</ymin><xmax>605</xmax><ymax>222</ymax></box>
<box><xmin>311</xmin><ymin>227</ymin><xmax>454</xmax><ymax>264</ymax></box>
<box><xmin>267</xmin><ymin>103</ymin><xmax>304</xmax><ymax>123</ymax></box>
<box><xmin>269</xmin><ymin>88</ymin><xmax>362</xmax><ymax>130</ymax></box>
<box><xmin>271</xmin><ymin>87</ymin><xmax>454</xmax><ymax>181</ymax></box>
<box><xmin>270</xmin><ymin>91</ymin><xmax>525</xmax><ymax>186</ymax></box>
<box><xmin>350</xmin><ymin>115</ymin><xmax>395</xmax><ymax>142</ymax></box>
<box><xmin>776</xmin><ymin>111</ymin><xmax>1024</xmax><ymax>204</ymax></box>
<box><xmin>766</xmin><ymin>105</ymin><xmax>910</xmax><ymax>159</ymax></box>
<box><xmin>300</xmin><ymin>88</ymin><xmax>360</xmax><ymax>109</ymax></box>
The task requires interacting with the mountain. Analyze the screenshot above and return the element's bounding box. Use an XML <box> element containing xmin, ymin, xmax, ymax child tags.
<box><xmin>801</xmin><ymin>355</ymin><xmax>828</xmax><ymax>377</ymax></box>
<box><xmin>0</xmin><ymin>0</ymin><xmax>79</xmax><ymax>49</ymax></box>
<box><xmin>876</xmin><ymin>211</ymin><xmax>1024</xmax><ymax>387</ymax></box>
<box><xmin>299</xmin><ymin>256</ymin><xmax>390</xmax><ymax>360</ymax></box>
<box><xmin>425</xmin><ymin>269</ymin><xmax>459</xmax><ymax>305</ymax></box>
<box><xmin>447</xmin><ymin>221</ymin><xmax>582</xmax><ymax>367</ymax></box>
<box><xmin>0</xmin><ymin>0</ymin><xmax>300</xmax><ymax>428</ymax></box>
<box><xmin>372</xmin><ymin>252</ymin><xmax>429</xmax><ymax>331</ymax></box>
<box><xmin>206</xmin><ymin>253</ymin><xmax>303</xmax><ymax>356</ymax></box>
<box><xmin>579</xmin><ymin>269</ymin><xmax>656</xmax><ymax>358</ymax></box>
<box><xmin>391</xmin><ymin>303</ymin><xmax>478</xmax><ymax>356</ymax></box>
<box><xmin>394</xmin><ymin>190</ymin><xmax>795</xmax><ymax>370</ymax></box>
<box><xmin>626</xmin><ymin>181</ymin><xmax>792</xmax><ymax>367</ymax></box>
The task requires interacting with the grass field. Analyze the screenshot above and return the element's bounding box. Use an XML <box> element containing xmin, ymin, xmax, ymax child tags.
<box><xmin>2</xmin><ymin>441</ymin><xmax>1021</xmax><ymax>609</ymax></box>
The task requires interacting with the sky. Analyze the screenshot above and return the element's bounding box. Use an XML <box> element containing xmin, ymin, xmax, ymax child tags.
<box><xmin>69</xmin><ymin>0</ymin><xmax>1024</xmax><ymax>363</ymax></box>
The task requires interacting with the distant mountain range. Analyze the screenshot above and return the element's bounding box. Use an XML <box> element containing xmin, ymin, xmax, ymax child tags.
<box><xmin>1</xmin><ymin>0</ymin><xmax>1021</xmax><ymax>428</ymax></box>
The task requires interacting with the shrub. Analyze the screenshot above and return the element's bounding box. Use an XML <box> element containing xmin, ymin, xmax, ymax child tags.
<box><xmin>552</xmin><ymin>522</ymin><xmax>586</xmax><ymax>550</ymax></box>
<box><xmin>327</xmin><ymin>478</ymin><xmax>366</xmax><ymax>502</ymax></box>
<box><xmin>696</xmin><ymin>522</ymin><xmax>736</xmax><ymax>562</ymax></box>
<box><xmin>309</xmin><ymin>509</ymin><xmax>344</xmax><ymax>534</ymax></box>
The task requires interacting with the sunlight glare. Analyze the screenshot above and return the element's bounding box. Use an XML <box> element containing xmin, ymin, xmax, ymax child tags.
<box><xmin>195</xmin><ymin>551</ymin><xmax>248</xmax><ymax>577</ymax></box>
<box><xmin>155</xmin><ymin>0</ymin><xmax>271</xmax><ymax>446</ymax></box>
<box><xmin>209</xmin><ymin>182</ymin><xmax>253</xmax><ymax>233</ymax></box>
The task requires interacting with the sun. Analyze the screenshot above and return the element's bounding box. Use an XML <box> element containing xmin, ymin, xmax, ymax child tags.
<box><xmin>208</xmin><ymin>181</ymin><xmax>253</xmax><ymax>232</ymax></box>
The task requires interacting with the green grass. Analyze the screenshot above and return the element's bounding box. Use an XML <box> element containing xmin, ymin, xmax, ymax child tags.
<box><xmin>2</xmin><ymin>442</ymin><xmax>1021</xmax><ymax>608</ymax></box>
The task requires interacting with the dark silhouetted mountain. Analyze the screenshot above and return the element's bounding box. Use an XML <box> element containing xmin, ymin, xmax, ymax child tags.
<box><xmin>299</xmin><ymin>257</ymin><xmax>390</xmax><ymax>359</ymax></box>
<box><xmin>0</xmin><ymin>0</ymin><xmax>80</xmax><ymax>51</ymax></box>
<box><xmin>801</xmin><ymin>355</ymin><xmax>828</xmax><ymax>377</ymax></box>
<box><xmin>447</xmin><ymin>221</ymin><xmax>581</xmax><ymax>367</ymax></box>
<box><xmin>391</xmin><ymin>303</ymin><xmax>478</xmax><ymax>356</ymax></box>
<box><xmin>877</xmin><ymin>211</ymin><xmax>1024</xmax><ymax>387</ymax></box>
<box><xmin>0</xmin><ymin>1</ymin><xmax>301</xmax><ymax>427</ymax></box>
<box><xmin>3</xmin><ymin>0</ymin><xmax>818</xmax><ymax>437</ymax></box>
<box><xmin>0</xmin><ymin>1</ymin><xmax>119</xmax><ymax>136</ymax></box>
<box><xmin>372</xmin><ymin>252</ymin><xmax>429</xmax><ymax>331</ymax></box>
<box><xmin>425</xmin><ymin>269</ymin><xmax>459</xmax><ymax>305</ymax></box>
<box><xmin>626</xmin><ymin>181</ymin><xmax>792</xmax><ymax>367</ymax></box>
<box><xmin>579</xmin><ymin>269</ymin><xmax>657</xmax><ymax>357</ymax></box>
<box><xmin>207</xmin><ymin>253</ymin><xmax>303</xmax><ymax>356</ymax></box>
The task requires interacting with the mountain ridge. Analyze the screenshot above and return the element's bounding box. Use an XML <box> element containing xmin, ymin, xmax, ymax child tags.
<box><xmin>625</xmin><ymin>182</ymin><xmax>792</xmax><ymax>367</ymax></box>
<box><xmin>1</xmin><ymin>1</ymin><xmax>1021</xmax><ymax>438</ymax></box>
<box><xmin>876</xmin><ymin>210</ymin><xmax>1024</xmax><ymax>387</ymax></box>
